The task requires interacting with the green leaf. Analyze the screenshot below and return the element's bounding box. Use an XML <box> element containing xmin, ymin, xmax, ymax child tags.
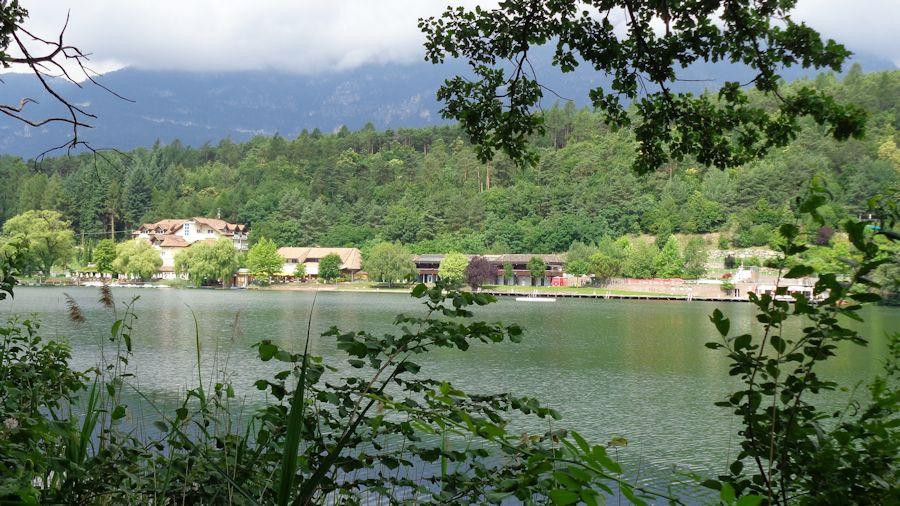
<box><xmin>258</xmin><ymin>341</ymin><xmax>277</xmax><ymax>361</ymax></box>
<box><xmin>111</xmin><ymin>405</ymin><xmax>126</xmax><ymax>420</ymax></box>
<box><xmin>548</xmin><ymin>489</ymin><xmax>580</xmax><ymax>505</ymax></box>
<box><xmin>411</xmin><ymin>283</ymin><xmax>427</xmax><ymax>297</ymax></box>
<box><xmin>736</xmin><ymin>495</ymin><xmax>764</xmax><ymax>506</ymax></box>
<box><xmin>849</xmin><ymin>292</ymin><xmax>881</xmax><ymax>303</ymax></box>
<box><xmin>709</xmin><ymin>309</ymin><xmax>730</xmax><ymax>337</ymax></box>
<box><xmin>110</xmin><ymin>319</ymin><xmax>122</xmax><ymax>338</ymax></box>
<box><xmin>571</xmin><ymin>430</ymin><xmax>590</xmax><ymax>453</ymax></box>
<box><xmin>720</xmin><ymin>482</ymin><xmax>736</xmax><ymax>504</ymax></box>
<box><xmin>153</xmin><ymin>420</ymin><xmax>168</xmax><ymax>432</ymax></box>
<box><xmin>734</xmin><ymin>334</ymin><xmax>752</xmax><ymax>351</ymax></box>
<box><xmin>784</xmin><ymin>265</ymin><xmax>814</xmax><ymax>278</ymax></box>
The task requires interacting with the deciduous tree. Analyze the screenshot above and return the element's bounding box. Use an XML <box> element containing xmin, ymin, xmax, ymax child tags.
<box><xmin>112</xmin><ymin>239</ymin><xmax>162</xmax><ymax>281</ymax></box>
<box><xmin>420</xmin><ymin>0</ymin><xmax>865</xmax><ymax>172</ymax></box>
<box><xmin>464</xmin><ymin>255</ymin><xmax>495</xmax><ymax>288</ymax></box>
<box><xmin>92</xmin><ymin>239</ymin><xmax>117</xmax><ymax>274</ymax></box>
<box><xmin>246</xmin><ymin>237</ymin><xmax>282</xmax><ymax>280</ymax></box>
<box><xmin>527</xmin><ymin>256</ymin><xmax>546</xmax><ymax>286</ymax></box>
<box><xmin>1</xmin><ymin>210</ymin><xmax>75</xmax><ymax>276</ymax></box>
<box><xmin>175</xmin><ymin>238</ymin><xmax>238</xmax><ymax>287</ymax></box>
<box><xmin>438</xmin><ymin>252</ymin><xmax>468</xmax><ymax>285</ymax></box>
<box><xmin>364</xmin><ymin>242</ymin><xmax>416</xmax><ymax>286</ymax></box>
<box><xmin>318</xmin><ymin>253</ymin><xmax>342</xmax><ymax>282</ymax></box>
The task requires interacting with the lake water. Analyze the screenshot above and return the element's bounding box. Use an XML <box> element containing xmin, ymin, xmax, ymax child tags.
<box><xmin>3</xmin><ymin>286</ymin><xmax>896</xmax><ymax>498</ymax></box>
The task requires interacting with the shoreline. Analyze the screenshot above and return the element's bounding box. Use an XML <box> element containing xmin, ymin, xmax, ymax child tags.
<box><xmin>21</xmin><ymin>280</ymin><xmax>752</xmax><ymax>302</ymax></box>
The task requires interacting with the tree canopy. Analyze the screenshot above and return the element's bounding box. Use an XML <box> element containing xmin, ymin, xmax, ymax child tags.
<box><xmin>112</xmin><ymin>239</ymin><xmax>162</xmax><ymax>281</ymax></box>
<box><xmin>364</xmin><ymin>242</ymin><xmax>416</xmax><ymax>286</ymax></box>
<box><xmin>174</xmin><ymin>239</ymin><xmax>239</xmax><ymax>287</ymax></box>
<box><xmin>420</xmin><ymin>0</ymin><xmax>865</xmax><ymax>172</ymax></box>
<box><xmin>317</xmin><ymin>253</ymin><xmax>342</xmax><ymax>282</ymax></box>
<box><xmin>1</xmin><ymin>210</ymin><xmax>74</xmax><ymax>276</ymax></box>
<box><xmin>0</xmin><ymin>70</ymin><xmax>896</xmax><ymax>259</ymax></box>
<box><xmin>438</xmin><ymin>252</ymin><xmax>468</xmax><ymax>285</ymax></box>
<box><xmin>246</xmin><ymin>237</ymin><xmax>282</xmax><ymax>278</ymax></box>
<box><xmin>464</xmin><ymin>255</ymin><xmax>495</xmax><ymax>288</ymax></box>
<box><xmin>92</xmin><ymin>239</ymin><xmax>117</xmax><ymax>274</ymax></box>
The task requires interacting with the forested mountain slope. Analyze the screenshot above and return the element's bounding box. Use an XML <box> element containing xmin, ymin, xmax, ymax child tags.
<box><xmin>1</xmin><ymin>67</ymin><xmax>897</xmax><ymax>255</ymax></box>
<box><xmin>0</xmin><ymin>45</ymin><xmax>893</xmax><ymax>158</ymax></box>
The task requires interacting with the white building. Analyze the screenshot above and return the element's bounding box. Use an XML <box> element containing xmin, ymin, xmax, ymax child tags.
<box><xmin>132</xmin><ymin>218</ymin><xmax>249</xmax><ymax>278</ymax></box>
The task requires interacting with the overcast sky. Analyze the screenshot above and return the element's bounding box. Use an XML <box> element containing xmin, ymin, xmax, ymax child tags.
<box><xmin>13</xmin><ymin>0</ymin><xmax>900</xmax><ymax>76</ymax></box>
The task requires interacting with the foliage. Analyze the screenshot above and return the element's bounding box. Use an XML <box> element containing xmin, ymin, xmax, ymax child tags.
<box><xmin>565</xmin><ymin>240</ymin><xmax>596</xmax><ymax>277</ymax></box>
<box><xmin>0</xmin><ymin>238</ymin><xmax>22</xmax><ymax>300</ymax></box>
<box><xmin>705</xmin><ymin>186</ymin><xmax>898</xmax><ymax>504</ymax></box>
<box><xmin>364</xmin><ymin>241</ymin><xmax>416</xmax><ymax>286</ymax></box>
<box><xmin>653</xmin><ymin>236</ymin><xmax>683</xmax><ymax>278</ymax></box>
<box><xmin>720</xmin><ymin>279</ymin><xmax>735</xmax><ymax>294</ymax></box>
<box><xmin>1</xmin><ymin>71</ymin><xmax>896</xmax><ymax>262</ymax></box>
<box><xmin>718</xmin><ymin>235</ymin><xmax>730</xmax><ymax>250</ymax></box>
<box><xmin>317</xmin><ymin>252</ymin><xmax>342</xmax><ymax>282</ymax></box>
<box><xmin>293</xmin><ymin>262</ymin><xmax>306</xmax><ymax>278</ymax></box>
<box><xmin>502</xmin><ymin>261</ymin><xmax>514</xmax><ymax>281</ymax></box>
<box><xmin>527</xmin><ymin>256</ymin><xmax>547</xmax><ymax>285</ymax></box>
<box><xmin>1</xmin><ymin>210</ymin><xmax>75</xmax><ymax>276</ymax></box>
<box><xmin>111</xmin><ymin>239</ymin><xmax>162</xmax><ymax>281</ymax></box>
<box><xmin>681</xmin><ymin>237</ymin><xmax>708</xmax><ymax>279</ymax></box>
<box><xmin>92</xmin><ymin>239</ymin><xmax>117</xmax><ymax>274</ymax></box>
<box><xmin>589</xmin><ymin>252</ymin><xmax>622</xmax><ymax>281</ymax></box>
<box><xmin>246</xmin><ymin>237</ymin><xmax>283</xmax><ymax>278</ymax></box>
<box><xmin>420</xmin><ymin>0</ymin><xmax>864</xmax><ymax>172</ymax></box>
<box><xmin>622</xmin><ymin>241</ymin><xmax>658</xmax><ymax>279</ymax></box>
<box><xmin>0</xmin><ymin>278</ymin><xmax>677</xmax><ymax>504</ymax></box>
<box><xmin>724</xmin><ymin>255</ymin><xmax>737</xmax><ymax>269</ymax></box>
<box><xmin>174</xmin><ymin>238</ymin><xmax>238</xmax><ymax>287</ymax></box>
<box><xmin>464</xmin><ymin>255</ymin><xmax>495</xmax><ymax>288</ymax></box>
<box><xmin>438</xmin><ymin>251</ymin><xmax>468</xmax><ymax>285</ymax></box>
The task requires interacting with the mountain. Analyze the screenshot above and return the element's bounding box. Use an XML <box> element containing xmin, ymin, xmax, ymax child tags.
<box><xmin>0</xmin><ymin>48</ymin><xmax>895</xmax><ymax>158</ymax></box>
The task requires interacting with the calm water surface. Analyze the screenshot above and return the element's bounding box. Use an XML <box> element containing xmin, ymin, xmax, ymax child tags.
<box><xmin>3</xmin><ymin>286</ymin><xmax>896</xmax><ymax>496</ymax></box>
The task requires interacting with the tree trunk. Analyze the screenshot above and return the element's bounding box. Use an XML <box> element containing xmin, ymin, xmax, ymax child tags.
<box><xmin>110</xmin><ymin>213</ymin><xmax>115</xmax><ymax>240</ymax></box>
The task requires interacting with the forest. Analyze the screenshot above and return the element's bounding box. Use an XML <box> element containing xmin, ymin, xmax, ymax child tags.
<box><xmin>1</xmin><ymin>66</ymin><xmax>897</xmax><ymax>259</ymax></box>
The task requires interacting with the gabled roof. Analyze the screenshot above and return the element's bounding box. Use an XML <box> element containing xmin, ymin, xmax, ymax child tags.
<box><xmin>159</xmin><ymin>235</ymin><xmax>189</xmax><ymax>248</ymax></box>
<box><xmin>134</xmin><ymin>217</ymin><xmax>248</xmax><ymax>236</ymax></box>
<box><xmin>277</xmin><ymin>247</ymin><xmax>362</xmax><ymax>271</ymax></box>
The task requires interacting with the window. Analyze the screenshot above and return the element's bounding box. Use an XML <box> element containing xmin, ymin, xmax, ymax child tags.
<box><xmin>184</xmin><ymin>223</ymin><xmax>191</xmax><ymax>236</ymax></box>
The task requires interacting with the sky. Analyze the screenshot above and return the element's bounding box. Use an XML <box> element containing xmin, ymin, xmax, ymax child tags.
<box><xmin>11</xmin><ymin>0</ymin><xmax>900</xmax><ymax>76</ymax></box>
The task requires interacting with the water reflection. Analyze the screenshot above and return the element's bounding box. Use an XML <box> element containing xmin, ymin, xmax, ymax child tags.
<box><xmin>3</xmin><ymin>286</ymin><xmax>896</xmax><ymax>490</ymax></box>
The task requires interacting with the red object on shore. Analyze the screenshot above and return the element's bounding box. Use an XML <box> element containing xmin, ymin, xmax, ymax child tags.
<box><xmin>551</xmin><ymin>276</ymin><xmax>565</xmax><ymax>286</ymax></box>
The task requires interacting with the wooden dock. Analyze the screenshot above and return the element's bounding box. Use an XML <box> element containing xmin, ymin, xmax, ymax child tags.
<box><xmin>481</xmin><ymin>290</ymin><xmax>748</xmax><ymax>303</ymax></box>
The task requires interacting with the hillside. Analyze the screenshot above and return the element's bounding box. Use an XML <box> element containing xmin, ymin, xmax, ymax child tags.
<box><xmin>0</xmin><ymin>68</ymin><xmax>897</xmax><ymax>259</ymax></box>
<box><xmin>0</xmin><ymin>46</ymin><xmax>894</xmax><ymax>158</ymax></box>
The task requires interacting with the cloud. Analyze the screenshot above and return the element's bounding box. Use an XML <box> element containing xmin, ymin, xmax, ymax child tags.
<box><xmin>13</xmin><ymin>0</ymin><xmax>899</xmax><ymax>75</ymax></box>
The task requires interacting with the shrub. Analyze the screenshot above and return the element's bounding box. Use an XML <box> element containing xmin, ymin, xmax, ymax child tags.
<box><xmin>724</xmin><ymin>255</ymin><xmax>737</xmax><ymax>269</ymax></box>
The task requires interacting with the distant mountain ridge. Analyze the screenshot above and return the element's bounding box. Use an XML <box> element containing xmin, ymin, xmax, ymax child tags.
<box><xmin>0</xmin><ymin>48</ymin><xmax>894</xmax><ymax>158</ymax></box>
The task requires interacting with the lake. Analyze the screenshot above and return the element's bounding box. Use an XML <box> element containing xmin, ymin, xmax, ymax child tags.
<box><xmin>3</xmin><ymin>286</ymin><xmax>896</xmax><ymax>498</ymax></box>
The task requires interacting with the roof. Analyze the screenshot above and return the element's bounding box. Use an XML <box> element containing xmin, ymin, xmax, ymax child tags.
<box><xmin>412</xmin><ymin>254</ymin><xmax>448</xmax><ymax>263</ymax></box>
<box><xmin>134</xmin><ymin>217</ymin><xmax>247</xmax><ymax>236</ymax></box>
<box><xmin>159</xmin><ymin>235</ymin><xmax>189</xmax><ymax>248</ymax></box>
<box><xmin>497</xmin><ymin>254</ymin><xmax>564</xmax><ymax>264</ymax></box>
<box><xmin>277</xmin><ymin>247</ymin><xmax>362</xmax><ymax>271</ymax></box>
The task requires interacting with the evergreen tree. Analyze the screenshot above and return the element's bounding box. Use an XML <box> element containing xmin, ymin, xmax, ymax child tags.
<box><xmin>654</xmin><ymin>236</ymin><xmax>684</xmax><ymax>278</ymax></box>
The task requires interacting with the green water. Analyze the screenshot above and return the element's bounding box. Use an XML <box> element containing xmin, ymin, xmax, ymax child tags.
<box><xmin>3</xmin><ymin>286</ymin><xmax>896</xmax><ymax>494</ymax></box>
